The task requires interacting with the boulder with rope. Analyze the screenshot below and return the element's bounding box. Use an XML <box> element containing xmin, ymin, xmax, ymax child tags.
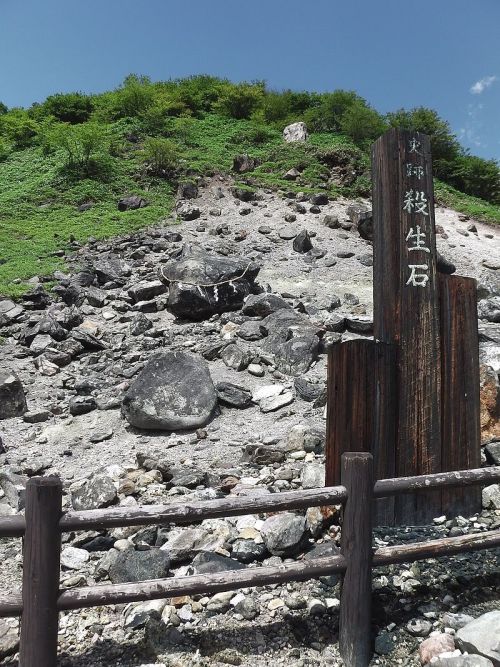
<box><xmin>159</xmin><ymin>244</ymin><xmax>260</xmax><ymax>320</ymax></box>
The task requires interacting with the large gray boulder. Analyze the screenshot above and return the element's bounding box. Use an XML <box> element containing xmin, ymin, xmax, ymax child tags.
<box><xmin>160</xmin><ymin>246</ymin><xmax>260</xmax><ymax>321</ymax></box>
<box><xmin>456</xmin><ymin>611</ymin><xmax>500</xmax><ymax>666</ymax></box>
<box><xmin>0</xmin><ymin>371</ymin><xmax>27</xmax><ymax>420</ymax></box>
<box><xmin>261</xmin><ymin>309</ymin><xmax>321</xmax><ymax>376</ymax></box>
<box><xmin>260</xmin><ymin>512</ymin><xmax>306</xmax><ymax>556</ymax></box>
<box><xmin>122</xmin><ymin>351</ymin><xmax>217</xmax><ymax>430</ymax></box>
<box><xmin>283</xmin><ymin>122</ymin><xmax>308</xmax><ymax>143</ymax></box>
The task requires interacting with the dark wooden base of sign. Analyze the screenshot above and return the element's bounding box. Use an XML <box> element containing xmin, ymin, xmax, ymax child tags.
<box><xmin>439</xmin><ymin>274</ymin><xmax>481</xmax><ymax>518</ymax></box>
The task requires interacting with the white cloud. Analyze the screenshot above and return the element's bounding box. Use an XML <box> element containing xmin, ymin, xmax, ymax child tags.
<box><xmin>470</xmin><ymin>75</ymin><xmax>497</xmax><ymax>94</ymax></box>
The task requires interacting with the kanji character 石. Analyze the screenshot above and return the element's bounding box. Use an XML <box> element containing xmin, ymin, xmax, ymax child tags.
<box><xmin>406</xmin><ymin>225</ymin><xmax>430</xmax><ymax>253</ymax></box>
<box><xmin>403</xmin><ymin>190</ymin><xmax>429</xmax><ymax>216</ymax></box>
<box><xmin>406</xmin><ymin>264</ymin><xmax>429</xmax><ymax>288</ymax></box>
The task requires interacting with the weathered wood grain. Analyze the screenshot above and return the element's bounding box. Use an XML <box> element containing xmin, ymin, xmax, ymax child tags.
<box><xmin>374</xmin><ymin>465</ymin><xmax>500</xmax><ymax>497</ymax></box>
<box><xmin>439</xmin><ymin>274</ymin><xmax>481</xmax><ymax>516</ymax></box>
<box><xmin>56</xmin><ymin>554</ymin><xmax>347</xmax><ymax>611</ymax></box>
<box><xmin>0</xmin><ymin>515</ymin><xmax>25</xmax><ymax>538</ymax></box>
<box><xmin>325</xmin><ymin>340</ymin><xmax>397</xmax><ymax>524</ymax></box>
<box><xmin>339</xmin><ymin>452</ymin><xmax>374</xmax><ymax>667</ymax></box>
<box><xmin>61</xmin><ymin>485</ymin><xmax>348</xmax><ymax>532</ymax></box>
<box><xmin>373</xmin><ymin>528</ymin><xmax>500</xmax><ymax>566</ymax></box>
<box><xmin>372</xmin><ymin>128</ymin><xmax>442</xmax><ymax>525</ymax></box>
<box><xmin>19</xmin><ymin>477</ymin><xmax>62</xmax><ymax>667</ymax></box>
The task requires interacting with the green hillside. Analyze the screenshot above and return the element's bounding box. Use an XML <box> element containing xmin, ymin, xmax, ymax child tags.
<box><xmin>1</xmin><ymin>75</ymin><xmax>499</xmax><ymax>297</ymax></box>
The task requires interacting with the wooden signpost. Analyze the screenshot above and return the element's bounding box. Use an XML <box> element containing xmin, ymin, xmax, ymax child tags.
<box><xmin>326</xmin><ymin>128</ymin><xmax>481</xmax><ymax>525</ymax></box>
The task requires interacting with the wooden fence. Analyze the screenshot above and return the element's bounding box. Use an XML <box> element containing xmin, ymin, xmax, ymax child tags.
<box><xmin>1</xmin><ymin>453</ymin><xmax>500</xmax><ymax>667</ymax></box>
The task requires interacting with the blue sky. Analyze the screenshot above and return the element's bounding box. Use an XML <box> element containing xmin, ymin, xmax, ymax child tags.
<box><xmin>1</xmin><ymin>0</ymin><xmax>499</xmax><ymax>160</ymax></box>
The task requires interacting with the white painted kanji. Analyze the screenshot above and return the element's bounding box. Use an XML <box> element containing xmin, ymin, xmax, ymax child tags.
<box><xmin>406</xmin><ymin>264</ymin><xmax>429</xmax><ymax>287</ymax></box>
<box><xmin>406</xmin><ymin>164</ymin><xmax>425</xmax><ymax>179</ymax></box>
<box><xmin>408</xmin><ymin>138</ymin><xmax>421</xmax><ymax>153</ymax></box>
<box><xmin>406</xmin><ymin>225</ymin><xmax>430</xmax><ymax>253</ymax></box>
<box><xmin>403</xmin><ymin>190</ymin><xmax>429</xmax><ymax>216</ymax></box>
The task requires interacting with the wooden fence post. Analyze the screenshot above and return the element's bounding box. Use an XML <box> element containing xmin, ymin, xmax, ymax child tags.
<box><xmin>339</xmin><ymin>452</ymin><xmax>374</xmax><ymax>667</ymax></box>
<box><xmin>19</xmin><ymin>477</ymin><xmax>62</xmax><ymax>667</ymax></box>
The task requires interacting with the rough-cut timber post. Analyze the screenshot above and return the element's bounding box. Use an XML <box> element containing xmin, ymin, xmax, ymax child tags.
<box><xmin>19</xmin><ymin>477</ymin><xmax>62</xmax><ymax>667</ymax></box>
<box><xmin>326</xmin><ymin>340</ymin><xmax>397</xmax><ymax>524</ymax></box>
<box><xmin>439</xmin><ymin>274</ymin><xmax>481</xmax><ymax>516</ymax></box>
<box><xmin>372</xmin><ymin>128</ymin><xmax>442</xmax><ymax>525</ymax></box>
<box><xmin>339</xmin><ymin>452</ymin><xmax>373</xmax><ymax>667</ymax></box>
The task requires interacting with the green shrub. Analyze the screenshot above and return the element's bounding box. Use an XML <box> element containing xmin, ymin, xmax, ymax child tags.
<box><xmin>213</xmin><ymin>82</ymin><xmax>265</xmax><ymax>120</ymax></box>
<box><xmin>339</xmin><ymin>103</ymin><xmax>388</xmax><ymax>145</ymax></box>
<box><xmin>447</xmin><ymin>154</ymin><xmax>500</xmax><ymax>204</ymax></box>
<box><xmin>0</xmin><ymin>102</ymin><xmax>7</xmax><ymax>116</ymax></box>
<box><xmin>42</xmin><ymin>122</ymin><xmax>111</xmax><ymax>177</ymax></box>
<box><xmin>114</xmin><ymin>74</ymin><xmax>154</xmax><ymax>118</ymax></box>
<box><xmin>41</xmin><ymin>92</ymin><xmax>94</xmax><ymax>124</ymax></box>
<box><xmin>0</xmin><ymin>137</ymin><xmax>11</xmax><ymax>161</ymax></box>
<box><xmin>0</xmin><ymin>109</ymin><xmax>39</xmax><ymax>148</ymax></box>
<box><xmin>141</xmin><ymin>137</ymin><xmax>180</xmax><ymax>177</ymax></box>
<box><xmin>304</xmin><ymin>90</ymin><xmax>361</xmax><ymax>132</ymax></box>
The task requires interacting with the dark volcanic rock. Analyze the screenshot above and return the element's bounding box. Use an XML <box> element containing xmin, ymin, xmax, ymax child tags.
<box><xmin>293</xmin><ymin>230</ymin><xmax>313</xmax><ymax>253</ymax></box>
<box><xmin>94</xmin><ymin>256</ymin><xmax>132</xmax><ymax>285</ymax></box>
<box><xmin>177</xmin><ymin>181</ymin><xmax>199</xmax><ymax>199</ymax></box>
<box><xmin>242</xmin><ymin>293</ymin><xmax>292</xmax><ymax>317</ymax></box>
<box><xmin>107</xmin><ymin>548</ymin><xmax>170</xmax><ymax>584</ymax></box>
<box><xmin>161</xmin><ymin>246</ymin><xmax>259</xmax><ymax>320</ymax></box>
<box><xmin>216</xmin><ymin>382</ymin><xmax>252</xmax><ymax>408</ymax></box>
<box><xmin>347</xmin><ymin>203</ymin><xmax>373</xmax><ymax>241</ymax></box>
<box><xmin>261</xmin><ymin>309</ymin><xmax>321</xmax><ymax>376</ymax></box>
<box><xmin>232</xmin><ymin>154</ymin><xmax>259</xmax><ymax>174</ymax></box>
<box><xmin>118</xmin><ymin>196</ymin><xmax>148</xmax><ymax>211</ymax></box>
<box><xmin>0</xmin><ymin>371</ymin><xmax>27</xmax><ymax>419</ymax></box>
<box><xmin>437</xmin><ymin>252</ymin><xmax>456</xmax><ymax>275</ymax></box>
<box><xmin>190</xmin><ymin>552</ymin><xmax>245</xmax><ymax>574</ymax></box>
<box><xmin>122</xmin><ymin>351</ymin><xmax>217</xmax><ymax>430</ymax></box>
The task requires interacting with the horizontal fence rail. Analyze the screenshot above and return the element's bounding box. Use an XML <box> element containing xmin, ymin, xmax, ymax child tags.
<box><xmin>0</xmin><ymin>459</ymin><xmax>499</xmax><ymax>666</ymax></box>
<box><xmin>2</xmin><ymin>465</ymin><xmax>498</xmax><ymax>539</ymax></box>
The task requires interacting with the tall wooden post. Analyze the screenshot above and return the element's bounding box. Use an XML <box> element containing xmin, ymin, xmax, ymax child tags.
<box><xmin>372</xmin><ymin>128</ymin><xmax>442</xmax><ymax>524</ymax></box>
<box><xmin>340</xmin><ymin>452</ymin><xmax>373</xmax><ymax>667</ymax></box>
<box><xmin>20</xmin><ymin>477</ymin><xmax>62</xmax><ymax>667</ymax></box>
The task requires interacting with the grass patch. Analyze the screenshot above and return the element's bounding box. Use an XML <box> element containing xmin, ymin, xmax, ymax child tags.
<box><xmin>434</xmin><ymin>180</ymin><xmax>500</xmax><ymax>225</ymax></box>
<box><xmin>0</xmin><ymin>147</ymin><xmax>173</xmax><ymax>296</ymax></box>
<box><xmin>1</xmin><ymin>111</ymin><xmax>499</xmax><ymax>298</ymax></box>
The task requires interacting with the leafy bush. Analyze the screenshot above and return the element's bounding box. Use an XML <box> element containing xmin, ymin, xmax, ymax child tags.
<box><xmin>173</xmin><ymin>75</ymin><xmax>228</xmax><ymax>115</ymax></box>
<box><xmin>339</xmin><ymin>103</ymin><xmax>388</xmax><ymax>145</ymax></box>
<box><xmin>0</xmin><ymin>102</ymin><xmax>7</xmax><ymax>116</ymax></box>
<box><xmin>447</xmin><ymin>154</ymin><xmax>500</xmax><ymax>204</ymax></box>
<box><xmin>0</xmin><ymin>137</ymin><xmax>11</xmax><ymax>161</ymax></box>
<box><xmin>114</xmin><ymin>74</ymin><xmax>154</xmax><ymax>119</ymax></box>
<box><xmin>42</xmin><ymin>122</ymin><xmax>111</xmax><ymax>177</ymax></box>
<box><xmin>213</xmin><ymin>82</ymin><xmax>265</xmax><ymax>119</ymax></box>
<box><xmin>304</xmin><ymin>90</ymin><xmax>362</xmax><ymax>132</ymax></box>
<box><xmin>41</xmin><ymin>92</ymin><xmax>94</xmax><ymax>123</ymax></box>
<box><xmin>0</xmin><ymin>109</ymin><xmax>39</xmax><ymax>148</ymax></box>
<box><xmin>141</xmin><ymin>137</ymin><xmax>180</xmax><ymax>177</ymax></box>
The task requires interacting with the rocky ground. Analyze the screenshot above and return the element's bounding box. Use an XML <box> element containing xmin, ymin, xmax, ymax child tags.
<box><xmin>0</xmin><ymin>176</ymin><xmax>500</xmax><ymax>666</ymax></box>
